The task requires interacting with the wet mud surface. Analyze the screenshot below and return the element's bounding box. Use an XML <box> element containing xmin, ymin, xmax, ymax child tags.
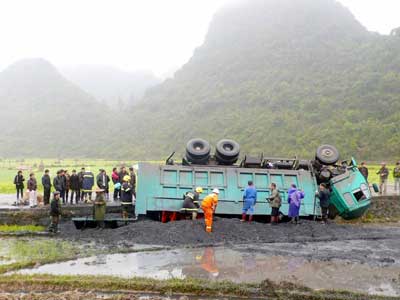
<box><xmin>59</xmin><ymin>217</ymin><xmax>400</xmax><ymax>249</ymax></box>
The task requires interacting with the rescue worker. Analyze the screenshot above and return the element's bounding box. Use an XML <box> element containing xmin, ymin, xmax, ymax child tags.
<box><xmin>120</xmin><ymin>175</ymin><xmax>133</xmax><ymax>219</ymax></box>
<box><xmin>181</xmin><ymin>187</ymin><xmax>203</xmax><ymax>220</ymax></box>
<box><xmin>201</xmin><ymin>188</ymin><xmax>219</xmax><ymax>233</ymax></box>
<box><xmin>241</xmin><ymin>181</ymin><xmax>257</xmax><ymax>222</ymax></box>
<box><xmin>268</xmin><ymin>183</ymin><xmax>281</xmax><ymax>225</ymax></box>
<box><xmin>48</xmin><ymin>191</ymin><xmax>62</xmax><ymax>233</ymax></box>
<box><xmin>93</xmin><ymin>188</ymin><xmax>106</xmax><ymax>229</ymax></box>
<box><xmin>82</xmin><ymin>169</ymin><xmax>94</xmax><ymax>202</ymax></box>
<box><xmin>41</xmin><ymin>169</ymin><xmax>52</xmax><ymax>205</ymax></box>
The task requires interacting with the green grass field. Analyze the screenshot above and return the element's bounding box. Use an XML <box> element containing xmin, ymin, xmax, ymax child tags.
<box><xmin>0</xmin><ymin>159</ymin><xmax>397</xmax><ymax>194</ymax></box>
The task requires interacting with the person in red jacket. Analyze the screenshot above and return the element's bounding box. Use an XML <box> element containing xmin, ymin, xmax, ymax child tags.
<box><xmin>112</xmin><ymin>167</ymin><xmax>120</xmax><ymax>201</ymax></box>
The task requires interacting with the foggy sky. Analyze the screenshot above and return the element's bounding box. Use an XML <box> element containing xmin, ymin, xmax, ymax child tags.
<box><xmin>0</xmin><ymin>0</ymin><xmax>398</xmax><ymax>76</ymax></box>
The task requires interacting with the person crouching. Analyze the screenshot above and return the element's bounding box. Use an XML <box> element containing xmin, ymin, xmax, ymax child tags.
<box><xmin>49</xmin><ymin>191</ymin><xmax>62</xmax><ymax>233</ymax></box>
<box><xmin>181</xmin><ymin>187</ymin><xmax>203</xmax><ymax>220</ymax></box>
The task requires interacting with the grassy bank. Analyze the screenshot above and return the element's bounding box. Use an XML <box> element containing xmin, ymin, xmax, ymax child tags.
<box><xmin>0</xmin><ymin>274</ymin><xmax>396</xmax><ymax>300</ymax></box>
<box><xmin>0</xmin><ymin>225</ymin><xmax>45</xmax><ymax>232</ymax></box>
<box><xmin>0</xmin><ymin>238</ymin><xmax>81</xmax><ymax>274</ymax></box>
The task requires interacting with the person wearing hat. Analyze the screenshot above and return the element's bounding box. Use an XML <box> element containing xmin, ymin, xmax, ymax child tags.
<box><xmin>49</xmin><ymin>191</ymin><xmax>62</xmax><ymax>233</ymax></box>
<box><xmin>120</xmin><ymin>175</ymin><xmax>134</xmax><ymax>219</ymax></box>
<box><xmin>181</xmin><ymin>187</ymin><xmax>203</xmax><ymax>220</ymax></box>
<box><xmin>93</xmin><ymin>188</ymin><xmax>106</xmax><ymax>229</ymax></box>
<box><xmin>201</xmin><ymin>188</ymin><xmax>219</xmax><ymax>233</ymax></box>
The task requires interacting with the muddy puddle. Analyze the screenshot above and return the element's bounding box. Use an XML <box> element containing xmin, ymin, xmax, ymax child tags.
<box><xmin>17</xmin><ymin>241</ymin><xmax>400</xmax><ymax>297</ymax></box>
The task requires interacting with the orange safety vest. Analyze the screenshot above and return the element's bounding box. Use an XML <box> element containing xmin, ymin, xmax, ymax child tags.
<box><xmin>201</xmin><ymin>193</ymin><xmax>218</xmax><ymax>209</ymax></box>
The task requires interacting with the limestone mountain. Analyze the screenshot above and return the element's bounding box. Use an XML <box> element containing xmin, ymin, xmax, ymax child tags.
<box><xmin>125</xmin><ymin>0</ymin><xmax>400</xmax><ymax>160</ymax></box>
<box><xmin>0</xmin><ymin>58</ymin><xmax>114</xmax><ymax>157</ymax></box>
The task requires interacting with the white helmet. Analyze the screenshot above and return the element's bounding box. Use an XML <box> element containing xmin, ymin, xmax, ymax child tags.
<box><xmin>212</xmin><ymin>188</ymin><xmax>220</xmax><ymax>194</ymax></box>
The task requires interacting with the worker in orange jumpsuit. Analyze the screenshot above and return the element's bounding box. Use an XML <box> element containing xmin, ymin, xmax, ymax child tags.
<box><xmin>201</xmin><ymin>188</ymin><xmax>219</xmax><ymax>233</ymax></box>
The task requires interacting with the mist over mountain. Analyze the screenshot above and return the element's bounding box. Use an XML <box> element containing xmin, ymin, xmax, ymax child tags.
<box><xmin>123</xmin><ymin>0</ymin><xmax>400</xmax><ymax>160</ymax></box>
<box><xmin>62</xmin><ymin>65</ymin><xmax>161</xmax><ymax>107</ymax></box>
<box><xmin>0</xmin><ymin>58</ymin><xmax>114</xmax><ymax>158</ymax></box>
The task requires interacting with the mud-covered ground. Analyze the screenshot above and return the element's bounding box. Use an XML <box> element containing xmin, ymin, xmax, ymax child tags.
<box><xmin>58</xmin><ymin>218</ymin><xmax>400</xmax><ymax>247</ymax></box>
<box><xmin>59</xmin><ymin>217</ymin><xmax>400</xmax><ymax>249</ymax></box>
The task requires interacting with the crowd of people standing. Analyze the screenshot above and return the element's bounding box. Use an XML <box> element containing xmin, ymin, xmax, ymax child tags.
<box><xmin>13</xmin><ymin>166</ymin><xmax>137</xmax><ymax>208</ymax></box>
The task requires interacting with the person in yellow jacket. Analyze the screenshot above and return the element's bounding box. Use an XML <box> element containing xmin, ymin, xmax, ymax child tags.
<box><xmin>201</xmin><ymin>188</ymin><xmax>219</xmax><ymax>233</ymax></box>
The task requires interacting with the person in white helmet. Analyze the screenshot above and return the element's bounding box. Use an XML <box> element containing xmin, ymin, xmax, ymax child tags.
<box><xmin>201</xmin><ymin>188</ymin><xmax>219</xmax><ymax>233</ymax></box>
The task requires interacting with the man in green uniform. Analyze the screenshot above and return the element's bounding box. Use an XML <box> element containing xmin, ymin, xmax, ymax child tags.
<box><xmin>49</xmin><ymin>191</ymin><xmax>62</xmax><ymax>233</ymax></box>
<box><xmin>93</xmin><ymin>188</ymin><xmax>106</xmax><ymax>229</ymax></box>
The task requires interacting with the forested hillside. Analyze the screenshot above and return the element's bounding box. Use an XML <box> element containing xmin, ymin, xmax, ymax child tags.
<box><xmin>0</xmin><ymin>59</ymin><xmax>117</xmax><ymax>157</ymax></box>
<box><xmin>1</xmin><ymin>0</ymin><xmax>399</xmax><ymax>161</ymax></box>
<box><xmin>124</xmin><ymin>0</ymin><xmax>400</xmax><ymax>160</ymax></box>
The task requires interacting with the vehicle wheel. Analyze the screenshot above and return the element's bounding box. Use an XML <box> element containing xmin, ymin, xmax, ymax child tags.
<box><xmin>316</xmin><ymin>145</ymin><xmax>339</xmax><ymax>165</ymax></box>
<box><xmin>215</xmin><ymin>139</ymin><xmax>240</xmax><ymax>164</ymax></box>
<box><xmin>186</xmin><ymin>138</ymin><xmax>211</xmax><ymax>160</ymax></box>
<box><xmin>186</xmin><ymin>152</ymin><xmax>210</xmax><ymax>165</ymax></box>
<box><xmin>215</xmin><ymin>151</ymin><xmax>238</xmax><ymax>165</ymax></box>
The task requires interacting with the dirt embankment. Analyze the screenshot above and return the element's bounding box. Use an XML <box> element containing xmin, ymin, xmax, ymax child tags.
<box><xmin>367</xmin><ymin>196</ymin><xmax>400</xmax><ymax>221</ymax></box>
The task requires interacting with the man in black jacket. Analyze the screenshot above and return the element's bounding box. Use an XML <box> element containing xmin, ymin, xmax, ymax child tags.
<box><xmin>69</xmin><ymin>170</ymin><xmax>80</xmax><ymax>204</ymax></box>
<box><xmin>49</xmin><ymin>191</ymin><xmax>62</xmax><ymax>233</ymax></box>
<box><xmin>14</xmin><ymin>170</ymin><xmax>25</xmax><ymax>204</ymax></box>
<box><xmin>316</xmin><ymin>183</ymin><xmax>330</xmax><ymax>224</ymax></box>
<box><xmin>41</xmin><ymin>169</ymin><xmax>52</xmax><ymax>205</ymax></box>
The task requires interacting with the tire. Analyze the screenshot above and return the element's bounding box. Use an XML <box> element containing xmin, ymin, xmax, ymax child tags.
<box><xmin>186</xmin><ymin>138</ymin><xmax>211</xmax><ymax>160</ymax></box>
<box><xmin>215</xmin><ymin>139</ymin><xmax>240</xmax><ymax>161</ymax></box>
<box><xmin>186</xmin><ymin>152</ymin><xmax>210</xmax><ymax>165</ymax></box>
<box><xmin>215</xmin><ymin>151</ymin><xmax>239</xmax><ymax>165</ymax></box>
<box><xmin>316</xmin><ymin>145</ymin><xmax>339</xmax><ymax>165</ymax></box>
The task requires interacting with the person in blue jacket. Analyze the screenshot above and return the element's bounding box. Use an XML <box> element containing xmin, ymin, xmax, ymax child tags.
<box><xmin>81</xmin><ymin>169</ymin><xmax>94</xmax><ymax>203</ymax></box>
<box><xmin>241</xmin><ymin>181</ymin><xmax>257</xmax><ymax>222</ymax></box>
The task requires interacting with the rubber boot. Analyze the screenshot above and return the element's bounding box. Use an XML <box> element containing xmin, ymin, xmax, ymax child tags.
<box><xmin>248</xmin><ymin>215</ymin><xmax>253</xmax><ymax>223</ymax></box>
<box><xmin>192</xmin><ymin>212</ymin><xmax>198</xmax><ymax>220</ymax></box>
<box><xmin>240</xmin><ymin>213</ymin><xmax>246</xmax><ymax>222</ymax></box>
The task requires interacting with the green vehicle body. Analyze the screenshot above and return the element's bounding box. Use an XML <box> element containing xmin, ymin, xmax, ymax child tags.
<box><xmin>136</xmin><ymin>161</ymin><xmax>371</xmax><ymax>220</ymax></box>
